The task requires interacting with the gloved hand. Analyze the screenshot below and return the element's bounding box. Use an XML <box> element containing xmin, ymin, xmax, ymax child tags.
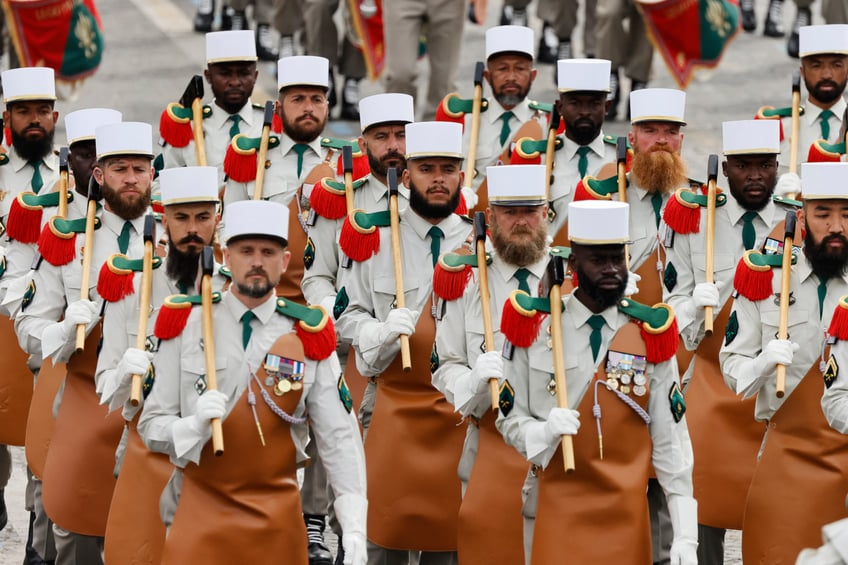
<box><xmin>668</xmin><ymin>495</ymin><xmax>698</xmax><ymax>565</ymax></box>
<box><xmin>625</xmin><ymin>271</ymin><xmax>641</xmax><ymax>296</ymax></box>
<box><xmin>185</xmin><ymin>389</ymin><xmax>228</xmax><ymax>436</ymax></box>
<box><xmin>342</xmin><ymin>532</ymin><xmax>367</xmax><ymax>565</ymax></box>
<box><xmin>378</xmin><ymin>308</ymin><xmax>418</xmax><ymax>345</ymax></box>
<box><xmin>544</xmin><ymin>407</ymin><xmax>580</xmax><ymax>443</ymax></box>
<box><xmin>470</xmin><ymin>351</ymin><xmax>504</xmax><ymax>394</ymax></box>
<box><xmin>692</xmin><ymin>282</ymin><xmax>720</xmax><ymax>308</ymax></box>
<box><xmin>60</xmin><ymin>299</ymin><xmax>99</xmax><ymax>339</ymax></box>
<box><xmin>461</xmin><ymin>186</ymin><xmax>478</xmax><ymax>211</ymax></box>
<box><xmin>737</xmin><ymin>339</ymin><xmax>799</xmax><ymax>398</ymax></box>
<box><xmin>116</xmin><ymin>348</ymin><xmax>154</xmax><ymax>385</ymax></box>
<box><xmin>775</xmin><ymin>172</ymin><xmax>801</xmax><ymax>197</ymax></box>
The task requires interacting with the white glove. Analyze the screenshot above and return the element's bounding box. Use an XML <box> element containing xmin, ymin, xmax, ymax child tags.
<box><xmin>186</xmin><ymin>389</ymin><xmax>228</xmax><ymax>436</ymax></box>
<box><xmin>470</xmin><ymin>351</ymin><xmax>503</xmax><ymax>394</ymax></box>
<box><xmin>692</xmin><ymin>282</ymin><xmax>720</xmax><ymax>308</ymax></box>
<box><xmin>624</xmin><ymin>271</ymin><xmax>641</xmax><ymax>296</ymax></box>
<box><xmin>379</xmin><ymin>308</ymin><xmax>418</xmax><ymax>344</ymax></box>
<box><xmin>60</xmin><ymin>299</ymin><xmax>99</xmax><ymax>338</ymax></box>
<box><xmin>544</xmin><ymin>407</ymin><xmax>580</xmax><ymax>442</ymax></box>
<box><xmin>668</xmin><ymin>495</ymin><xmax>698</xmax><ymax>565</ymax></box>
<box><xmin>775</xmin><ymin>172</ymin><xmax>801</xmax><ymax>197</ymax></box>
<box><xmin>335</xmin><ymin>494</ymin><xmax>368</xmax><ymax>565</ymax></box>
<box><xmin>342</xmin><ymin>532</ymin><xmax>367</xmax><ymax>565</ymax></box>
<box><xmin>461</xmin><ymin>186</ymin><xmax>478</xmax><ymax>211</ymax></box>
<box><xmin>736</xmin><ymin>339</ymin><xmax>799</xmax><ymax>398</ymax></box>
<box><xmin>116</xmin><ymin>348</ymin><xmax>153</xmax><ymax>385</ymax></box>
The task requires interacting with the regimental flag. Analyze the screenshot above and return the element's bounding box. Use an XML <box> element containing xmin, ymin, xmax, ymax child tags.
<box><xmin>3</xmin><ymin>0</ymin><xmax>104</xmax><ymax>85</ymax></box>
<box><xmin>345</xmin><ymin>0</ymin><xmax>385</xmax><ymax>81</ymax></box>
<box><xmin>638</xmin><ymin>0</ymin><xmax>740</xmax><ymax>89</ymax></box>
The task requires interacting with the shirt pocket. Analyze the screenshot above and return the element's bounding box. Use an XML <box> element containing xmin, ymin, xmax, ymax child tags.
<box><xmin>180</xmin><ymin>354</ymin><xmax>231</xmax><ymax>399</ymax></box>
<box><xmin>373</xmin><ymin>273</ymin><xmax>420</xmax><ymax>319</ymax></box>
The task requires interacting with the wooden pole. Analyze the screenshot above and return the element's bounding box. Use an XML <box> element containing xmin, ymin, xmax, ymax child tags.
<box><xmin>473</xmin><ymin>212</ymin><xmax>499</xmax><ymax>411</ymax></box>
<box><xmin>789</xmin><ymin>71</ymin><xmax>801</xmax><ymax>179</ymax></box>
<box><xmin>252</xmin><ymin>101</ymin><xmax>275</xmax><ymax>201</ymax></box>
<box><xmin>387</xmin><ymin>168</ymin><xmax>411</xmax><ymax>371</ymax></box>
<box><xmin>58</xmin><ymin>147</ymin><xmax>68</xmax><ymax>218</ymax></box>
<box><xmin>775</xmin><ymin>211</ymin><xmax>796</xmax><ymax>398</ymax></box>
<box><xmin>200</xmin><ymin>246</ymin><xmax>224</xmax><ymax>454</ymax></box>
<box><xmin>130</xmin><ymin>215</ymin><xmax>155</xmax><ymax>406</ymax></box>
<box><xmin>75</xmin><ymin>181</ymin><xmax>101</xmax><ymax>353</ymax></box>
<box><xmin>704</xmin><ymin>154</ymin><xmax>719</xmax><ymax>336</ymax></box>
<box><xmin>547</xmin><ymin>255</ymin><xmax>575</xmax><ymax>472</ymax></box>
<box><xmin>462</xmin><ymin>62</ymin><xmax>485</xmax><ymax>190</ymax></box>
<box><xmin>616</xmin><ymin>137</ymin><xmax>631</xmax><ymax>272</ymax></box>
<box><xmin>544</xmin><ymin>108</ymin><xmax>560</xmax><ymax>205</ymax></box>
<box><xmin>342</xmin><ymin>145</ymin><xmax>355</xmax><ymax>213</ymax></box>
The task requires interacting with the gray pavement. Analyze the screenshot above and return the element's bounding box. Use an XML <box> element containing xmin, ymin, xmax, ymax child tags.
<box><xmin>0</xmin><ymin>0</ymin><xmax>834</xmax><ymax>561</ymax></box>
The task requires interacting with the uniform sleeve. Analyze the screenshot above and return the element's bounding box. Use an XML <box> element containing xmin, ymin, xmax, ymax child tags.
<box><xmin>822</xmin><ymin>340</ymin><xmax>848</xmax><ymax>434</ymax></box>
<box><xmin>648</xmin><ymin>359</ymin><xmax>695</xmax><ymax>499</ymax></box>
<box><xmin>495</xmin><ymin>345</ymin><xmax>537</xmax><ymax>459</ymax></box>
<box><xmin>301</xmin><ymin>214</ymin><xmax>340</xmax><ymax>308</ymax></box>
<box><xmin>0</xmin><ymin>240</ymin><xmax>36</xmax><ymax>317</ymax></box>
<box><xmin>14</xmin><ymin>264</ymin><xmax>69</xmax><ymax>359</ymax></box>
<box><xmin>161</xmin><ymin>143</ymin><xmax>188</xmax><ymax>170</ymax></box>
<box><xmin>95</xmin><ymin>298</ymin><xmax>137</xmax><ymax>417</ymax></box>
<box><xmin>138</xmin><ymin>333</ymin><xmax>187</xmax><ymax>466</ymax></box>
<box><xmin>719</xmin><ymin>294</ymin><xmax>763</xmax><ymax>394</ymax></box>
<box><xmin>661</xmin><ymin>225</ymin><xmax>703</xmax><ymax>351</ymax></box>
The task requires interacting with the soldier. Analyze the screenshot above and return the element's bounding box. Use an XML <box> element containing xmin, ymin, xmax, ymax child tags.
<box><xmin>661</xmin><ymin>119</ymin><xmax>800</xmax><ymax>564</ymax></box>
<box><xmin>160</xmin><ymin>30</ymin><xmax>265</xmax><ymax>192</ymax></box>
<box><xmin>495</xmin><ymin>199</ymin><xmax>697</xmax><ymax>565</ymax></box>
<box><xmin>138</xmin><ymin>199</ymin><xmax>367</xmax><ymax>565</ymax></box>
<box><xmin>14</xmin><ymin>122</ymin><xmax>155</xmax><ymax>565</ymax></box>
<box><xmin>720</xmin><ymin>162</ymin><xmax>848</xmax><ymax>563</ymax></box>
<box><xmin>432</xmin><ymin>164</ymin><xmax>548</xmax><ymax>564</ymax></box>
<box><xmin>787</xmin><ymin>1</ymin><xmax>848</xmax><ymax>58</ymax></box>
<box><xmin>335</xmin><ymin>121</ymin><xmax>472</xmax><ymax>564</ymax></box>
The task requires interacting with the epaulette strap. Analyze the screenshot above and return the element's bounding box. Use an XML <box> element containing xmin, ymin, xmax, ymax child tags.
<box><xmin>310</xmin><ymin>177</ymin><xmax>368</xmax><ymax>220</ymax></box>
<box><xmin>275</xmin><ymin>298</ymin><xmax>336</xmax><ymax>360</ymax></box>
<box><xmin>436</xmin><ymin>93</ymin><xmax>490</xmax><ymax>133</ymax></box>
<box><xmin>48</xmin><ymin>216</ymin><xmax>97</xmax><ymax>235</ymax></box>
<box><xmin>159</xmin><ymin>102</ymin><xmax>193</xmax><ymax>148</ymax></box>
<box><xmin>828</xmin><ymin>295</ymin><xmax>848</xmax><ymax>340</ymax></box>
<box><xmin>97</xmin><ymin>253</ymin><xmax>164</xmax><ymax>302</ymax></box>
<box><xmin>223</xmin><ymin>133</ymin><xmax>282</xmax><ymax>182</ymax></box>
<box><xmin>755</xmin><ymin>105</ymin><xmax>805</xmax><ymax>119</ymax></box>
<box><xmin>773</xmin><ymin>194</ymin><xmax>802</xmax><ymax>208</ymax></box>
<box><xmin>603</xmin><ymin>135</ymin><xmax>632</xmax><ymax>150</ymax></box>
<box><xmin>808</xmin><ymin>139</ymin><xmax>845</xmax><ymax>163</ymax></box>
<box><xmin>433</xmin><ymin>250</ymin><xmax>492</xmax><ymax>301</ymax></box>
<box><xmin>320</xmin><ymin>137</ymin><xmax>362</xmax><ymax>152</ymax></box>
<box><xmin>617</xmin><ymin>299</ymin><xmax>679</xmax><ymax>363</ymax></box>
<box><xmin>0</xmin><ymin>153</ymin><xmax>8</xmax><ymax>166</ymax></box>
<box><xmin>733</xmin><ymin>249</ymin><xmax>797</xmax><ymax>301</ymax></box>
<box><xmin>550</xmin><ymin>246</ymin><xmax>571</xmax><ymax>260</ymax></box>
<box><xmin>37</xmin><ymin>216</ymin><xmax>101</xmax><ymax>266</ymax></box>
<box><xmin>662</xmin><ymin>187</ymin><xmax>728</xmax><ymax>235</ymax></box>
<box><xmin>512</xmin><ymin>137</ymin><xmax>564</xmax><ymax>160</ymax></box>
<box><xmin>338</xmin><ymin>209</ymin><xmax>392</xmax><ymax>262</ymax></box>
<box><xmin>528</xmin><ymin>100</ymin><xmax>553</xmax><ymax>113</ymax></box>
<box><xmin>154</xmin><ymin>292</ymin><xmax>221</xmax><ymax>340</ymax></box>
<box><xmin>573</xmin><ymin>174</ymin><xmax>621</xmax><ymax>201</ymax></box>
<box><xmin>500</xmin><ymin>289</ymin><xmax>564</xmax><ymax>348</ymax></box>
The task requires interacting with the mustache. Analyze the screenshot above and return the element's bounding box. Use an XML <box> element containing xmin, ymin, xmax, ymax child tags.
<box><xmin>177</xmin><ymin>234</ymin><xmax>205</xmax><ymax>245</ymax></box>
<box><xmin>381</xmin><ymin>151</ymin><xmax>404</xmax><ymax>162</ymax></box>
<box><xmin>297</xmin><ymin>114</ymin><xmax>318</xmax><ymax>122</ymax></box>
<box><xmin>816</xmin><ymin>79</ymin><xmax>840</xmax><ymax>90</ymax></box>
<box><xmin>23</xmin><ymin>124</ymin><xmax>46</xmax><ymax>134</ymax></box>
<box><xmin>246</xmin><ymin>267</ymin><xmax>269</xmax><ymax>277</ymax></box>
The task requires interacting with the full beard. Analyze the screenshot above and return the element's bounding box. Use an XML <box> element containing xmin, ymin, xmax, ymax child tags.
<box><xmin>166</xmin><ymin>239</ymin><xmax>206</xmax><ymax>291</ymax></box>
<box><xmin>494</xmin><ymin>85</ymin><xmax>529</xmax><ymax>108</ymax></box>
<box><xmin>236</xmin><ymin>269</ymin><xmax>276</xmax><ymax>298</ymax></box>
<box><xmin>629</xmin><ymin>147</ymin><xmax>688</xmax><ymax>195</ymax></box>
<box><xmin>368</xmin><ymin>149</ymin><xmax>407</xmax><ymax>180</ymax></box>
<box><xmin>11</xmin><ymin>127</ymin><xmax>54</xmax><ymax>162</ymax></box>
<box><xmin>409</xmin><ymin>180</ymin><xmax>461</xmax><ymax>220</ymax></box>
<box><xmin>804</xmin><ymin>229</ymin><xmax>848</xmax><ymax>280</ymax></box>
<box><xmin>491</xmin><ymin>222</ymin><xmax>547</xmax><ymax>267</ymax></box>
<box><xmin>101</xmin><ymin>183</ymin><xmax>151</xmax><ymax>220</ymax></box>
<box><xmin>808</xmin><ymin>78</ymin><xmax>848</xmax><ymax>105</ymax></box>
<box><xmin>566</xmin><ymin>117</ymin><xmax>602</xmax><ymax>147</ymax></box>
<box><xmin>574</xmin><ymin>264</ymin><xmax>626</xmax><ymax>310</ymax></box>
<box><xmin>281</xmin><ymin>112</ymin><xmax>327</xmax><ymax>143</ymax></box>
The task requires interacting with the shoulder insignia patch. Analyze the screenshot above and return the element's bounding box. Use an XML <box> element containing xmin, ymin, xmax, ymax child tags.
<box><xmin>824</xmin><ymin>354</ymin><xmax>839</xmax><ymax>389</ymax></box>
<box><xmin>21</xmin><ymin>279</ymin><xmax>35</xmax><ymax>311</ymax></box>
<box><xmin>663</xmin><ymin>262</ymin><xmax>677</xmax><ymax>292</ymax></box>
<box><xmin>725</xmin><ymin>311</ymin><xmax>739</xmax><ymax>346</ymax></box>
<box><xmin>0</xmin><ymin>255</ymin><xmax>5</xmax><ymax>278</ymax></box>
<box><xmin>430</xmin><ymin>342</ymin><xmax>439</xmax><ymax>373</ymax></box>
<box><xmin>333</xmin><ymin>287</ymin><xmax>349</xmax><ymax>320</ymax></box>
<box><xmin>668</xmin><ymin>381</ymin><xmax>686</xmax><ymax>423</ymax></box>
<box><xmin>142</xmin><ymin>364</ymin><xmax>155</xmax><ymax>399</ymax></box>
<box><xmin>338</xmin><ymin>375</ymin><xmax>353</xmax><ymax>413</ymax></box>
<box><xmin>304</xmin><ymin>236</ymin><xmax>315</xmax><ymax>270</ymax></box>
<box><xmin>499</xmin><ymin>380</ymin><xmax>515</xmax><ymax>417</ymax></box>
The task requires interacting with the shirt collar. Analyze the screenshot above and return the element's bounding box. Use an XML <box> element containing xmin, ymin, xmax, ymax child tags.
<box><xmin>101</xmin><ymin>208</ymin><xmax>146</xmax><ymax>238</ymax></box>
<box><xmin>490</xmin><ymin>247</ymin><xmax>550</xmax><ymax>287</ymax></box>
<box><xmin>9</xmin><ymin>147</ymin><xmax>57</xmax><ymax>173</ymax></box>
<box><xmin>401</xmin><ymin>205</ymin><xmax>463</xmax><ymax>241</ymax></box>
<box><xmin>724</xmin><ymin>193</ymin><xmax>776</xmax><ymax>227</ymax></box>
<box><xmin>279</xmin><ymin>133</ymin><xmax>323</xmax><ymax>158</ymax></box>
<box><xmin>804</xmin><ymin>96</ymin><xmax>847</xmax><ymax>127</ymax></box>
<box><xmin>222</xmin><ymin>288</ymin><xmax>278</xmax><ymax>326</ymax></box>
<box><xmin>565</xmin><ymin>291</ymin><xmax>620</xmax><ymax>330</ymax></box>
<box><xmin>485</xmin><ymin>97</ymin><xmax>533</xmax><ymax>126</ymax></box>
<box><xmin>561</xmin><ymin>131</ymin><xmax>607</xmax><ymax>160</ymax></box>
<box><xmin>365</xmin><ymin>175</ymin><xmax>409</xmax><ymax>204</ymax></box>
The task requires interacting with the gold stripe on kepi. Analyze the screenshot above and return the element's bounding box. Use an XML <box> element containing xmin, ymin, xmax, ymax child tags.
<box><xmin>489</xmin><ymin>196</ymin><xmax>546</xmax><ymax>205</ymax></box>
<box><xmin>569</xmin><ymin>236</ymin><xmax>631</xmax><ymax>245</ymax></box>
<box><xmin>207</xmin><ymin>56</ymin><xmax>259</xmax><ymax>63</ymax></box>
<box><xmin>161</xmin><ymin>195</ymin><xmax>221</xmax><ymax>205</ymax></box>
<box><xmin>405</xmin><ymin>151</ymin><xmax>464</xmax><ymax>160</ymax></box>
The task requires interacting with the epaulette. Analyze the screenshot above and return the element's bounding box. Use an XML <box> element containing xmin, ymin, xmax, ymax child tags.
<box><xmin>573</xmin><ymin>174</ymin><xmax>624</xmax><ymax>202</ymax></box>
<box><xmin>218</xmin><ymin>265</ymin><xmax>232</xmax><ymax>279</ymax></box>
<box><xmin>223</xmin><ymin>133</ymin><xmax>282</xmax><ymax>182</ymax></box>
<box><xmin>339</xmin><ymin>209</ymin><xmax>391</xmax><ymax>262</ymax></box>
<box><xmin>773</xmin><ymin>194</ymin><xmax>802</xmax><ymax>208</ymax></box>
<box><xmin>320</xmin><ymin>136</ymin><xmax>360</xmax><ymax>151</ymax></box>
<box><xmin>436</xmin><ymin>92</ymin><xmax>490</xmax><ymax>133</ymax></box>
<box><xmin>0</xmin><ymin>153</ymin><xmax>8</xmax><ymax>166</ymax></box>
<box><xmin>37</xmin><ymin>216</ymin><xmax>101</xmax><ymax>267</ymax></box>
<box><xmin>828</xmin><ymin>296</ymin><xmax>848</xmax><ymax>341</ymax></box>
<box><xmin>510</xmin><ymin>136</ymin><xmax>564</xmax><ymax>165</ymax></box>
<box><xmin>733</xmin><ymin>248</ymin><xmax>797</xmax><ymax>301</ymax></box>
<box><xmin>754</xmin><ymin>105</ymin><xmax>805</xmax><ymax>143</ymax></box>
<box><xmin>152</xmin><ymin>153</ymin><xmax>165</xmax><ymax>180</ymax></box>
<box><xmin>328</xmin><ymin>138</ymin><xmax>370</xmax><ymax>181</ymax></box>
<box><xmin>500</xmin><ymin>289</ymin><xmax>565</xmax><ymax>348</ymax></box>
<box><xmin>808</xmin><ymin>139</ymin><xmax>845</xmax><ymax>163</ymax></box>
<box><xmin>274</xmin><ymin>297</ymin><xmax>336</xmax><ymax>360</ymax></box>
<box><xmin>7</xmin><ymin>191</ymin><xmax>75</xmax><ymax>244</ymax></box>
<box><xmin>158</xmin><ymin>102</ymin><xmax>213</xmax><ymax>148</ymax></box>
<box><xmin>432</xmin><ymin>249</ymin><xmax>492</xmax><ymax>301</ymax></box>
<box><xmin>252</xmin><ymin>103</ymin><xmax>283</xmax><ymax>133</ymax></box>
<box><xmin>97</xmin><ymin>253</ymin><xmax>163</xmax><ymax>302</ymax></box>
<box><xmin>662</xmin><ymin>186</ymin><xmax>728</xmax><ymax>235</ymax></box>
<box><xmin>550</xmin><ymin>246</ymin><xmax>571</xmax><ymax>260</ymax></box>
<box><xmin>309</xmin><ymin>176</ymin><xmax>369</xmax><ymax>220</ymax></box>
<box><xmin>528</xmin><ymin>101</ymin><xmax>565</xmax><ymax>135</ymax></box>
<box><xmin>154</xmin><ymin>291</ymin><xmax>222</xmax><ymax>340</ymax></box>
<box><xmin>151</xmin><ymin>192</ymin><xmax>163</xmax><ymax>214</ymax></box>
<box><xmin>616</xmin><ymin>298</ymin><xmax>678</xmax><ymax>363</ymax></box>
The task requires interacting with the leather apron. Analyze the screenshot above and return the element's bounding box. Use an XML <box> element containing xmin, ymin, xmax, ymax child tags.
<box><xmin>103</xmin><ymin>418</ymin><xmax>172</xmax><ymax>565</ymax></box>
<box><xmin>742</xmin><ymin>359</ymin><xmax>848</xmax><ymax>565</ymax></box>
<box><xmin>532</xmin><ymin>322</ymin><xmax>653</xmax><ymax>565</ymax></box>
<box><xmin>25</xmin><ymin>357</ymin><xmax>65</xmax><ymax>478</ymax></box>
<box><xmin>0</xmin><ymin>315</ymin><xmax>33</xmax><ymax>445</ymax></box>
<box><xmin>276</xmin><ymin>192</ymin><xmax>308</xmax><ymax>305</ymax></box>
<box><xmin>42</xmin><ymin>327</ymin><xmax>125</xmax><ymax>535</ymax></box>
<box><xmin>365</xmin><ymin>305</ymin><xmax>465</xmax><ymax>550</ymax></box>
<box><xmin>161</xmin><ymin>334</ymin><xmax>308</xmax><ymax>564</ymax></box>
<box><xmin>457</xmin><ymin>410</ymin><xmax>528</xmax><ymax>565</ymax></box>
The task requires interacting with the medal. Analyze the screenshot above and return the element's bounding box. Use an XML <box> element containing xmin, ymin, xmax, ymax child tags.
<box><xmin>291</xmin><ymin>381</ymin><xmax>303</xmax><ymax>391</ymax></box>
<box><xmin>633</xmin><ymin>385</ymin><xmax>647</xmax><ymax>397</ymax></box>
<box><xmin>264</xmin><ymin>376</ymin><xmax>275</xmax><ymax>387</ymax></box>
<box><xmin>274</xmin><ymin>379</ymin><xmax>292</xmax><ymax>396</ymax></box>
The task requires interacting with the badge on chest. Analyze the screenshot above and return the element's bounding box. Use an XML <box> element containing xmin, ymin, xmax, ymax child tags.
<box><xmin>264</xmin><ymin>353</ymin><xmax>304</xmax><ymax>396</ymax></box>
<box><xmin>604</xmin><ymin>350</ymin><xmax>648</xmax><ymax>397</ymax></box>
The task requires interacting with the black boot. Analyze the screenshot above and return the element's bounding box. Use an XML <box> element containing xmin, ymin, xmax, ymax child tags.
<box><xmin>256</xmin><ymin>23</ymin><xmax>278</xmax><ymax>61</ymax></box>
<box><xmin>606</xmin><ymin>70</ymin><xmax>621</xmax><ymax>121</ymax></box>
<box><xmin>278</xmin><ymin>35</ymin><xmax>296</xmax><ymax>59</ymax></box>
<box><xmin>340</xmin><ymin>78</ymin><xmax>360</xmax><ymax>121</ymax></box>
<box><xmin>499</xmin><ymin>5</ymin><xmax>528</xmax><ymax>26</ymax></box>
<box><xmin>787</xmin><ymin>7</ymin><xmax>811</xmax><ymax>58</ymax></box>
<box><xmin>537</xmin><ymin>23</ymin><xmax>558</xmax><ymax>64</ymax></box>
<box><xmin>193</xmin><ymin>0</ymin><xmax>214</xmax><ymax>32</ymax></box>
<box><xmin>304</xmin><ymin>514</ymin><xmax>333</xmax><ymax>565</ymax></box>
<box><xmin>763</xmin><ymin>0</ymin><xmax>785</xmax><ymax>37</ymax></box>
<box><xmin>554</xmin><ymin>40</ymin><xmax>572</xmax><ymax>83</ymax></box>
<box><xmin>334</xmin><ymin>545</ymin><xmax>345</xmax><ymax>565</ymax></box>
<box><xmin>229</xmin><ymin>9</ymin><xmax>248</xmax><ymax>31</ymax></box>
<box><xmin>0</xmin><ymin>488</ymin><xmax>6</xmax><ymax>532</ymax></box>
<box><xmin>626</xmin><ymin>80</ymin><xmax>648</xmax><ymax>121</ymax></box>
<box><xmin>740</xmin><ymin>0</ymin><xmax>756</xmax><ymax>31</ymax></box>
<box><xmin>23</xmin><ymin>511</ymin><xmax>53</xmax><ymax>565</ymax></box>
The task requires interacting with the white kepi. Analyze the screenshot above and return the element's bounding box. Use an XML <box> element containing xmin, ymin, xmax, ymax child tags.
<box><xmin>277</xmin><ymin>56</ymin><xmax>329</xmax><ymax>91</ymax></box>
<box><xmin>1</xmin><ymin>67</ymin><xmax>56</xmax><ymax>103</ymax></box>
<box><xmin>405</xmin><ymin>122</ymin><xmax>464</xmax><ymax>160</ymax></box>
<box><xmin>206</xmin><ymin>30</ymin><xmax>258</xmax><ymax>64</ymax></box>
<box><xmin>800</xmin><ymin>162</ymin><xmax>848</xmax><ymax>199</ymax></box>
<box><xmin>568</xmin><ymin>200</ymin><xmax>630</xmax><ymax>245</ymax></box>
<box><xmin>95</xmin><ymin>122</ymin><xmax>154</xmax><ymax>159</ymax></box>
<box><xmin>224</xmin><ymin>200</ymin><xmax>289</xmax><ymax>244</ymax></box>
<box><xmin>359</xmin><ymin>93</ymin><xmax>415</xmax><ymax>133</ymax></box>
<box><xmin>630</xmin><ymin>88</ymin><xmax>686</xmax><ymax>125</ymax></box>
<box><xmin>722</xmin><ymin>120</ymin><xmax>781</xmax><ymax>155</ymax></box>
<box><xmin>487</xmin><ymin>164</ymin><xmax>547</xmax><ymax>206</ymax></box>
<box><xmin>159</xmin><ymin>166</ymin><xmax>220</xmax><ymax>206</ymax></box>
<box><xmin>65</xmin><ymin>109</ymin><xmax>122</xmax><ymax>146</ymax></box>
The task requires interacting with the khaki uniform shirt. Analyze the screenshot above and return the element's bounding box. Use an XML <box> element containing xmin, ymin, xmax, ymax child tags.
<box><xmin>777</xmin><ymin>96</ymin><xmax>846</xmax><ymax>174</ymax></box>
<box><xmin>627</xmin><ymin>179</ymin><xmax>673</xmax><ymax>272</ymax></box>
<box><xmin>0</xmin><ymin>148</ymin><xmax>59</xmax><ymax>225</ymax></box>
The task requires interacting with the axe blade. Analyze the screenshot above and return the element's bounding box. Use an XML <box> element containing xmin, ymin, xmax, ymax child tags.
<box><xmin>387</xmin><ymin>167</ymin><xmax>399</xmax><ymax>197</ymax></box>
<box><xmin>179</xmin><ymin>75</ymin><xmax>204</xmax><ymax>107</ymax></box>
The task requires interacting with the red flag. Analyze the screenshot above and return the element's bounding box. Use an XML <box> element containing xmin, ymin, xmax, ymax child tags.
<box><xmin>638</xmin><ymin>0</ymin><xmax>740</xmax><ymax>89</ymax></box>
<box><xmin>345</xmin><ymin>0</ymin><xmax>385</xmax><ymax>81</ymax></box>
<box><xmin>3</xmin><ymin>0</ymin><xmax>104</xmax><ymax>83</ymax></box>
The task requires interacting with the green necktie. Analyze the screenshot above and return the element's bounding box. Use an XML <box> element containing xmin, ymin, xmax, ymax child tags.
<box><xmin>818</xmin><ymin>277</ymin><xmax>828</xmax><ymax>318</ymax></box>
<box><xmin>820</xmin><ymin>109</ymin><xmax>835</xmax><ymax>140</ymax></box>
<box><xmin>514</xmin><ymin>268</ymin><xmax>531</xmax><ymax>294</ymax></box>
<box><xmin>228</xmin><ymin>114</ymin><xmax>242</xmax><ymax>139</ymax></box>
<box><xmin>650</xmin><ymin>192</ymin><xmax>663</xmax><ymax>228</ymax></box>
<box><xmin>499</xmin><ymin>111</ymin><xmax>514</xmax><ymax>146</ymax></box>
<box><xmin>292</xmin><ymin>143</ymin><xmax>309</xmax><ymax>177</ymax></box>
<box><xmin>118</xmin><ymin>221</ymin><xmax>132</xmax><ymax>254</ymax></box>
<box><xmin>742</xmin><ymin>211</ymin><xmax>757</xmax><ymax>251</ymax></box>
<box><xmin>587</xmin><ymin>314</ymin><xmax>605</xmax><ymax>362</ymax></box>
<box><xmin>576</xmin><ymin>146</ymin><xmax>591</xmax><ymax>178</ymax></box>
<box><xmin>178</xmin><ymin>282</ymin><xmax>188</xmax><ymax>295</ymax></box>
<box><xmin>29</xmin><ymin>160</ymin><xmax>43</xmax><ymax>193</ymax></box>
<box><xmin>428</xmin><ymin>226</ymin><xmax>443</xmax><ymax>267</ymax></box>
<box><xmin>241</xmin><ymin>310</ymin><xmax>256</xmax><ymax>349</ymax></box>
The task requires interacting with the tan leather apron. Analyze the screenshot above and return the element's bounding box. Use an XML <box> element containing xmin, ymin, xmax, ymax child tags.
<box><xmin>365</xmin><ymin>305</ymin><xmax>465</xmax><ymax>550</ymax></box>
<box><xmin>103</xmin><ymin>419</ymin><xmax>172</xmax><ymax>565</ymax></box>
<box><xmin>42</xmin><ymin>327</ymin><xmax>125</xmax><ymax>535</ymax></box>
<box><xmin>457</xmin><ymin>410</ymin><xmax>528</xmax><ymax>564</ymax></box>
<box><xmin>161</xmin><ymin>334</ymin><xmax>308</xmax><ymax>564</ymax></box>
<box><xmin>25</xmin><ymin>357</ymin><xmax>65</xmax><ymax>478</ymax></box>
<box><xmin>343</xmin><ymin>344</ymin><xmax>368</xmax><ymax>417</ymax></box>
<box><xmin>0</xmin><ymin>315</ymin><xmax>33</xmax><ymax>445</ymax></box>
<box><xmin>276</xmin><ymin>192</ymin><xmax>308</xmax><ymax>305</ymax></box>
<box><xmin>532</xmin><ymin>322</ymin><xmax>653</xmax><ymax>565</ymax></box>
<box><xmin>742</xmin><ymin>360</ymin><xmax>848</xmax><ymax>565</ymax></box>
